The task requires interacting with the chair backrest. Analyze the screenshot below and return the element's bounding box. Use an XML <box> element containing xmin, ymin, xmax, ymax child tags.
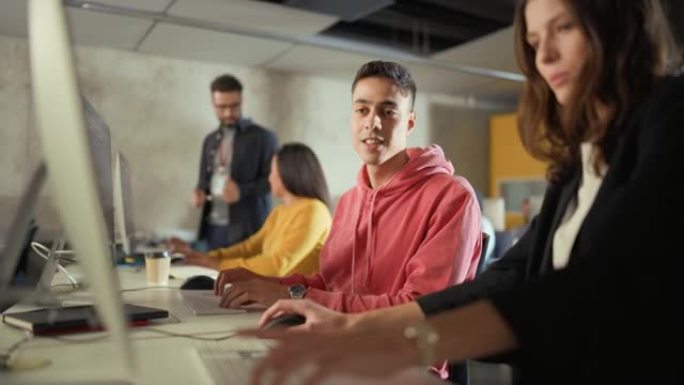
<box><xmin>476</xmin><ymin>232</ymin><xmax>491</xmax><ymax>275</ymax></box>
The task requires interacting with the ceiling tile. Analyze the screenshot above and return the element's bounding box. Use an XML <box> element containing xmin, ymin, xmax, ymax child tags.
<box><xmin>138</xmin><ymin>22</ymin><xmax>293</xmax><ymax>66</ymax></box>
<box><xmin>66</xmin><ymin>8</ymin><xmax>154</xmax><ymax>50</ymax></box>
<box><xmin>407</xmin><ymin>63</ymin><xmax>493</xmax><ymax>95</ymax></box>
<box><xmin>168</xmin><ymin>0</ymin><xmax>338</xmax><ymax>37</ymax></box>
<box><xmin>0</xmin><ymin>0</ymin><xmax>29</xmax><ymax>38</ymax></box>
<box><xmin>431</xmin><ymin>27</ymin><xmax>520</xmax><ymax>74</ymax></box>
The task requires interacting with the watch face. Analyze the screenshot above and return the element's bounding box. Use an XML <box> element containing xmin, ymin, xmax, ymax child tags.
<box><xmin>289</xmin><ymin>284</ymin><xmax>306</xmax><ymax>299</ymax></box>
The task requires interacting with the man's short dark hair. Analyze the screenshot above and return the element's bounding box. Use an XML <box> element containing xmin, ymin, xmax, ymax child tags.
<box><xmin>351</xmin><ymin>61</ymin><xmax>417</xmax><ymax>107</ymax></box>
<box><xmin>210</xmin><ymin>74</ymin><xmax>243</xmax><ymax>93</ymax></box>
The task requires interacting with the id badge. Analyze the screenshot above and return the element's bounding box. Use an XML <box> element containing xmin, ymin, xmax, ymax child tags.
<box><xmin>210</xmin><ymin>167</ymin><xmax>228</xmax><ymax>197</ymax></box>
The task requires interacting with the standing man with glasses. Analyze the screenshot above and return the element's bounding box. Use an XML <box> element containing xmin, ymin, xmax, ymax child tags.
<box><xmin>193</xmin><ymin>74</ymin><xmax>277</xmax><ymax>250</ymax></box>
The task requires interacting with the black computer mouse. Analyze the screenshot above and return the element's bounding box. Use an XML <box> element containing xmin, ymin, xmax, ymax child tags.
<box><xmin>263</xmin><ymin>314</ymin><xmax>306</xmax><ymax>329</ymax></box>
<box><xmin>180</xmin><ymin>275</ymin><xmax>215</xmax><ymax>290</ymax></box>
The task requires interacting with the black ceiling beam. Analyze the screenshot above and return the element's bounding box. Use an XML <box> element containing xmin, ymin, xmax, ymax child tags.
<box><xmin>417</xmin><ymin>0</ymin><xmax>514</xmax><ymax>25</ymax></box>
<box><xmin>392</xmin><ymin>0</ymin><xmax>507</xmax><ymax>33</ymax></box>
<box><xmin>363</xmin><ymin>9</ymin><xmax>491</xmax><ymax>41</ymax></box>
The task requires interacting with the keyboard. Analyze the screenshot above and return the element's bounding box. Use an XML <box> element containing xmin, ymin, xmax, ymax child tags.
<box><xmin>193</xmin><ymin>337</ymin><xmax>271</xmax><ymax>384</ymax></box>
<box><xmin>180</xmin><ymin>290</ymin><xmax>246</xmax><ymax>315</ymax></box>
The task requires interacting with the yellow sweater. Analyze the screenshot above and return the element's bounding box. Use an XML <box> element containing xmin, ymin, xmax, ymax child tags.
<box><xmin>207</xmin><ymin>198</ymin><xmax>331</xmax><ymax>276</ymax></box>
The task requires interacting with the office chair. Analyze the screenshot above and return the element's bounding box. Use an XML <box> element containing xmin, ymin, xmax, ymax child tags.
<box><xmin>476</xmin><ymin>232</ymin><xmax>492</xmax><ymax>275</ymax></box>
<box><xmin>446</xmin><ymin>232</ymin><xmax>492</xmax><ymax>385</ymax></box>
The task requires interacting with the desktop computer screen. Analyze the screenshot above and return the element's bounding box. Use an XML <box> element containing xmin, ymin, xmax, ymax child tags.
<box><xmin>28</xmin><ymin>0</ymin><xmax>135</xmax><ymax>379</ymax></box>
<box><xmin>0</xmin><ymin>163</ymin><xmax>45</xmax><ymax>292</ymax></box>
<box><xmin>83</xmin><ymin>98</ymin><xmax>115</xmax><ymax>245</ymax></box>
<box><xmin>113</xmin><ymin>151</ymin><xmax>136</xmax><ymax>255</ymax></box>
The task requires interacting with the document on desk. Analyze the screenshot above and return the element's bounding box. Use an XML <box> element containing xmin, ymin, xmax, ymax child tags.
<box><xmin>180</xmin><ymin>290</ymin><xmax>247</xmax><ymax>315</ymax></box>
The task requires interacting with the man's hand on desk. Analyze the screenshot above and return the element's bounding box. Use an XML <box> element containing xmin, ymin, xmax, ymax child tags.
<box><xmin>167</xmin><ymin>237</ymin><xmax>193</xmax><ymax>255</ymax></box>
<box><xmin>167</xmin><ymin>238</ymin><xmax>218</xmax><ymax>269</ymax></box>
<box><xmin>184</xmin><ymin>253</ymin><xmax>219</xmax><ymax>270</ymax></box>
<box><xmin>219</xmin><ymin>280</ymin><xmax>289</xmax><ymax>309</ymax></box>
<box><xmin>215</xmin><ymin>268</ymin><xmax>279</xmax><ymax>295</ymax></box>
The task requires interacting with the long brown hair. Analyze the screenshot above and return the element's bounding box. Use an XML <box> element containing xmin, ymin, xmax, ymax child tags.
<box><xmin>514</xmin><ymin>0</ymin><xmax>681</xmax><ymax>183</ymax></box>
<box><xmin>276</xmin><ymin>143</ymin><xmax>331</xmax><ymax>208</ymax></box>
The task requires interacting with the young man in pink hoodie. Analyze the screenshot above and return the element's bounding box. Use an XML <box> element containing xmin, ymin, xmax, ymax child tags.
<box><xmin>213</xmin><ymin>61</ymin><xmax>482</xmax><ymax>313</ymax></box>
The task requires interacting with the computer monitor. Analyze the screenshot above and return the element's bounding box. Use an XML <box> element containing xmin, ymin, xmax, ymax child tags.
<box><xmin>0</xmin><ymin>163</ymin><xmax>41</xmax><ymax>310</ymax></box>
<box><xmin>83</xmin><ymin>98</ymin><xmax>115</xmax><ymax>246</ymax></box>
<box><xmin>113</xmin><ymin>151</ymin><xmax>136</xmax><ymax>255</ymax></box>
<box><xmin>0</xmin><ymin>163</ymin><xmax>46</xmax><ymax>292</ymax></box>
<box><xmin>28</xmin><ymin>0</ymin><xmax>135</xmax><ymax>379</ymax></box>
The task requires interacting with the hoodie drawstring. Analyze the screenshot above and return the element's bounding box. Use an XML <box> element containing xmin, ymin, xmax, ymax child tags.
<box><xmin>366</xmin><ymin>190</ymin><xmax>378</xmax><ymax>289</ymax></box>
<box><xmin>350</xmin><ymin>191</ymin><xmax>365</xmax><ymax>295</ymax></box>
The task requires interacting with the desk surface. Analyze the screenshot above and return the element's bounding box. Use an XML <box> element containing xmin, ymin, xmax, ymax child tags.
<box><xmin>0</xmin><ymin>265</ymin><xmax>444</xmax><ymax>385</ymax></box>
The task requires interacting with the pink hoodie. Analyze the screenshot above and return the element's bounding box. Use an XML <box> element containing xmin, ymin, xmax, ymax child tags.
<box><xmin>281</xmin><ymin>145</ymin><xmax>482</xmax><ymax>312</ymax></box>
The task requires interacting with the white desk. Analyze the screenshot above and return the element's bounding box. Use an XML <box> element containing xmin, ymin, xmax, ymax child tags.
<box><xmin>0</xmin><ymin>265</ymin><xmax>444</xmax><ymax>385</ymax></box>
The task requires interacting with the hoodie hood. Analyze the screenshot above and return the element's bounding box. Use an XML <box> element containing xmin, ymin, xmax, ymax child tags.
<box><xmin>356</xmin><ymin>144</ymin><xmax>455</xmax><ymax>196</ymax></box>
<box><xmin>350</xmin><ymin>144</ymin><xmax>456</xmax><ymax>293</ymax></box>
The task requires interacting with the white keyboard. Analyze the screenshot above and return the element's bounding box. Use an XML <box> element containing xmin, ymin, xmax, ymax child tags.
<box><xmin>180</xmin><ymin>290</ymin><xmax>246</xmax><ymax>315</ymax></box>
<box><xmin>193</xmin><ymin>337</ymin><xmax>270</xmax><ymax>384</ymax></box>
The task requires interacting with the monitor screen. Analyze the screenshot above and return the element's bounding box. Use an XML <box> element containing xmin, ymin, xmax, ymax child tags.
<box><xmin>82</xmin><ymin>97</ymin><xmax>115</xmax><ymax>245</ymax></box>
<box><xmin>0</xmin><ymin>164</ymin><xmax>45</xmax><ymax>291</ymax></box>
<box><xmin>113</xmin><ymin>151</ymin><xmax>136</xmax><ymax>255</ymax></box>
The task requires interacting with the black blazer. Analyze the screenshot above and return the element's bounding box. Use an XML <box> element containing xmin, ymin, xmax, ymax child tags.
<box><xmin>196</xmin><ymin>119</ymin><xmax>277</xmax><ymax>242</ymax></box>
<box><xmin>418</xmin><ymin>76</ymin><xmax>684</xmax><ymax>384</ymax></box>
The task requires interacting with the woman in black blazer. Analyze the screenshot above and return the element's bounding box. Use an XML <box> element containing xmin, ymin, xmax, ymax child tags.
<box><xmin>246</xmin><ymin>0</ymin><xmax>683</xmax><ymax>384</ymax></box>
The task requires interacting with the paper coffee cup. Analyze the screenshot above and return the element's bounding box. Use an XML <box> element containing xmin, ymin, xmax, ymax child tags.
<box><xmin>145</xmin><ymin>253</ymin><xmax>170</xmax><ymax>286</ymax></box>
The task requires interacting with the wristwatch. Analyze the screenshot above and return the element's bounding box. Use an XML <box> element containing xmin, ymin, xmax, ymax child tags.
<box><xmin>404</xmin><ymin>322</ymin><xmax>440</xmax><ymax>367</ymax></box>
<box><xmin>287</xmin><ymin>284</ymin><xmax>307</xmax><ymax>299</ymax></box>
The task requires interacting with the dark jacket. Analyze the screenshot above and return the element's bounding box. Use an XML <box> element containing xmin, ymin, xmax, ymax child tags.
<box><xmin>418</xmin><ymin>76</ymin><xmax>684</xmax><ymax>384</ymax></box>
<box><xmin>196</xmin><ymin>118</ymin><xmax>277</xmax><ymax>242</ymax></box>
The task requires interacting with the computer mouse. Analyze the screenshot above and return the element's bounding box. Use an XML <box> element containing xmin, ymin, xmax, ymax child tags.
<box><xmin>180</xmin><ymin>275</ymin><xmax>215</xmax><ymax>290</ymax></box>
<box><xmin>263</xmin><ymin>314</ymin><xmax>306</xmax><ymax>329</ymax></box>
<box><xmin>170</xmin><ymin>253</ymin><xmax>186</xmax><ymax>264</ymax></box>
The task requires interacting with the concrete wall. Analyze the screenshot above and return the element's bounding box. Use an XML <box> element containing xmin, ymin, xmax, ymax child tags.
<box><xmin>430</xmin><ymin>104</ymin><xmax>492</xmax><ymax>195</ymax></box>
<box><xmin>0</xmin><ymin>33</ymin><xmax>494</xmax><ymax>238</ymax></box>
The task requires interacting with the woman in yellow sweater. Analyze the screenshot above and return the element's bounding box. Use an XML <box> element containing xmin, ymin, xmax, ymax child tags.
<box><xmin>170</xmin><ymin>143</ymin><xmax>331</xmax><ymax>277</ymax></box>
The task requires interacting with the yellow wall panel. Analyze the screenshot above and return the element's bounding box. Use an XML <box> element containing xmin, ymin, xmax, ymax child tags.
<box><xmin>489</xmin><ymin>113</ymin><xmax>548</xmax><ymax>229</ymax></box>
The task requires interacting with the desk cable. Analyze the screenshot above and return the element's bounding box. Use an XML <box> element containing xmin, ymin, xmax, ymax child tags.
<box><xmin>0</xmin><ymin>334</ymin><xmax>32</xmax><ymax>370</ymax></box>
<box><xmin>2</xmin><ymin>317</ymin><xmax>241</xmax><ymax>369</ymax></box>
<box><xmin>43</xmin><ymin>329</ymin><xmax>239</xmax><ymax>343</ymax></box>
<box><xmin>30</xmin><ymin>241</ymin><xmax>79</xmax><ymax>289</ymax></box>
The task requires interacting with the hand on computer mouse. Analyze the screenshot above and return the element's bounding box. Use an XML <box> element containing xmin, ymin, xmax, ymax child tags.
<box><xmin>258</xmin><ymin>299</ymin><xmax>351</xmax><ymax>332</ymax></box>
<box><xmin>263</xmin><ymin>314</ymin><xmax>306</xmax><ymax>329</ymax></box>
